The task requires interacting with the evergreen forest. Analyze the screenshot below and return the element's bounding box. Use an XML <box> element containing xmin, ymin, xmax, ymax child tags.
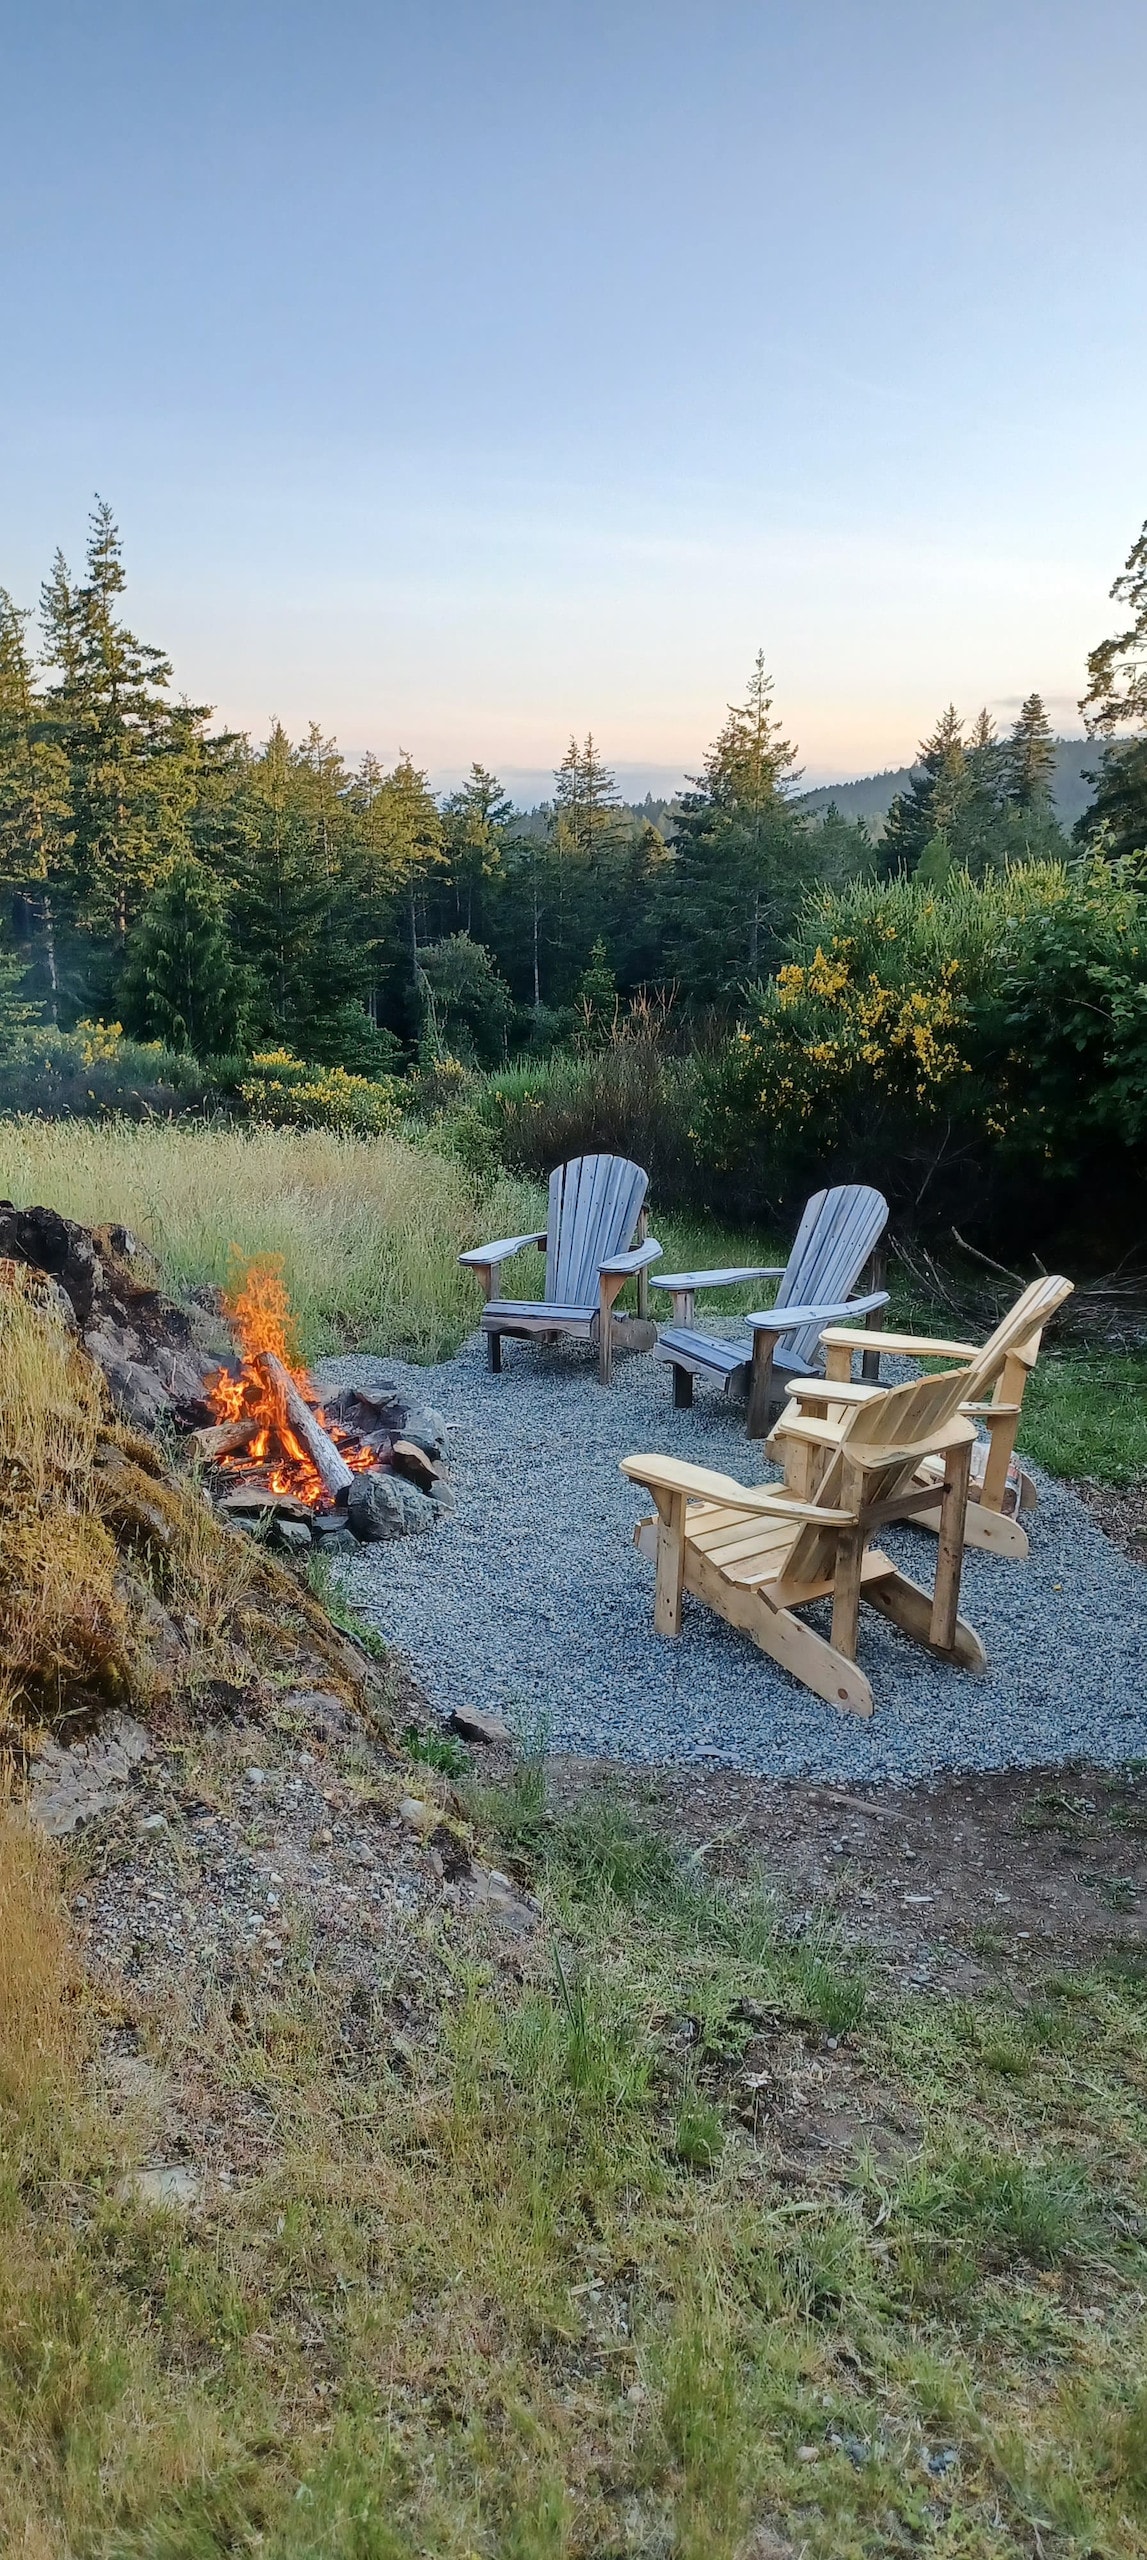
<box><xmin>3</xmin><ymin>499</ymin><xmax>1147</xmax><ymax>1256</ymax></box>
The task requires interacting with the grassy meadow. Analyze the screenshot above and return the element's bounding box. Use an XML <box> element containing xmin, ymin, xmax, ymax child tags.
<box><xmin>0</xmin><ymin>1119</ymin><xmax>546</xmax><ymax>1363</ymax></box>
<box><xmin>1</xmin><ymin>1116</ymin><xmax>1144</xmax><ymax>1484</ymax></box>
<box><xmin>0</xmin><ymin>1117</ymin><xmax>792</xmax><ymax>1366</ymax></box>
<box><xmin>1</xmin><ymin>1781</ymin><xmax>1146</xmax><ymax>2558</ymax></box>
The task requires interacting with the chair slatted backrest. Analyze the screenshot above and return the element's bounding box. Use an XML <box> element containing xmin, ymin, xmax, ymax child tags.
<box><xmin>545</xmin><ymin>1155</ymin><xmax>648</xmax><ymax>1308</ymax></box>
<box><xmin>775</xmin><ymin>1183</ymin><xmax>889</xmax><ymax>1369</ymax></box>
<box><xmin>783</xmin><ymin>1365</ymin><xmax>973</xmax><ymax>1588</ymax></box>
<box><xmin>959</xmin><ymin>1275</ymin><xmax>1074</xmax><ymax>1398</ymax></box>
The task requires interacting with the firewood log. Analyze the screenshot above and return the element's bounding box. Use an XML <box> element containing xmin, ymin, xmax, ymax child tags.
<box><xmin>253</xmin><ymin>1351</ymin><xmax>355</xmax><ymax>1498</ymax></box>
<box><xmin>191</xmin><ymin>1418</ymin><xmax>259</xmax><ymax>1462</ymax></box>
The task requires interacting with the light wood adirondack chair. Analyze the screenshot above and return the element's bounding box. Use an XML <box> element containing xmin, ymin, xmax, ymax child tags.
<box><xmin>622</xmin><ymin>1365</ymin><xmax>986</xmax><ymax>1719</ymax></box>
<box><xmin>770</xmin><ymin>1274</ymin><xmax>1073</xmax><ymax>1560</ymax></box>
<box><xmin>459</xmin><ymin>1153</ymin><xmax>663</xmax><ymax>1384</ymax></box>
<box><xmin>653</xmin><ymin>1183</ymin><xmax>890</xmax><ymax>1438</ymax></box>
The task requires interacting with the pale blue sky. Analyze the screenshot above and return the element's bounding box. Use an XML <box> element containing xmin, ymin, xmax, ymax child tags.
<box><xmin>2</xmin><ymin>0</ymin><xmax>1144</xmax><ymax>795</ymax></box>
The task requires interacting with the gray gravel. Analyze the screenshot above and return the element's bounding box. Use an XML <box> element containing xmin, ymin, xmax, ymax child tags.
<box><xmin>317</xmin><ymin>1334</ymin><xmax>1147</xmax><ymax>1783</ymax></box>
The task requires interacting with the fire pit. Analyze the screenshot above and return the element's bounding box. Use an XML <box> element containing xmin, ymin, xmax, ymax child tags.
<box><xmin>192</xmin><ymin>1261</ymin><xmax>451</xmax><ymax>1549</ymax></box>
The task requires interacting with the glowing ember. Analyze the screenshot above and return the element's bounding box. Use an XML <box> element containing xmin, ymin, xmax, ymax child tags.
<box><xmin>205</xmin><ymin>1254</ymin><xmax>379</xmax><ymax>1508</ymax></box>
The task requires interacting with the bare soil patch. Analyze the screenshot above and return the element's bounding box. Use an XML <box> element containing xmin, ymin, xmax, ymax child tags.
<box><xmin>1070</xmin><ymin>1471</ymin><xmax>1147</xmax><ymax>1565</ymax></box>
<box><xmin>544</xmin><ymin>1752</ymin><xmax>1147</xmax><ymax>1989</ymax></box>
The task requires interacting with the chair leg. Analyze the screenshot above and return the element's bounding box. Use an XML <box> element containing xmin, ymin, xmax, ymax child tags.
<box><xmin>654</xmin><ymin>1492</ymin><xmax>686</xmax><ymax>1637</ymax></box>
<box><xmin>598</xmin><ymin>1274</ymin><xmax>626</xmax><ymax>1384</ymax></box>
<box><xmin>746</xmin><ymin>1331</ymin><xmax>776</xmax><ymax>1439</ymax></box>
<box><xmin>930</xmin><ymin>1437</ymin><xmax>973</xmax><ymax>1650</ymax></box>
<box><xmin>487</xmin><ymin>1331</ymin><xmax>502</xmax><ymax>1374</ymax></box>
<box><xmin>830</xmin><ymin>1457</ymin><xmax>865</xmax><ymax>1658</ymax></box>
<box><xmin>673</xmin><ymin>1364</ymin><xmax>693</xmax><ymax>1409</ymax></box>
<box><xmin>972</xmin><ymin>1372</ymin><xmax>1024</xmax><ymax>1505</ymax></box>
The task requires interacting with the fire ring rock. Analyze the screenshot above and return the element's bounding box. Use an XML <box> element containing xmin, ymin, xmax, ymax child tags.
<box><xmin>400</xmin><ymin>1407</ymin><xmax>449</xmax><ymax>1464</ymax></box>
<box><xmin>347</xmin><ymin>1473</ymin><xmax>438</xmax><ymax>1541</ymax></box>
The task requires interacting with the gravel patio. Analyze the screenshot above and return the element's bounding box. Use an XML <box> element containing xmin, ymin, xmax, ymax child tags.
<box><xmin>320</xmin><ymin>1334</ymin><xmax>1147</xmax><ymax>1785</ymax></box>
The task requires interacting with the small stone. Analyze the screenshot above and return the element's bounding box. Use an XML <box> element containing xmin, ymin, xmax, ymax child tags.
<box><xmin>447</xmin><ymin>1706</ymin><xmax>512</xmax><ymax>1747</ymax></box>
<box><xmin>281</xmin><ymin>1689</ymin><xmax>352</xmax><ymax>1739</ymax></box>
<box><xmin>277</xmin><ymin>1519</ymin><xmax>312</xmax><ymax>1552</ymax></box>
<box><xmin>137</xmin><ymin>1812</ymin><xmax>168</xmax><ymax>1834</ymax></box>
<box><xmin>245</xmin><ymin>1767</ymin><xmax>267</xmax><ymax>1789</ymax></box>
<box><xmin>119</xmin><ymin>2164</ymin><xmax>204</xmax><ymax>2211</ymax></box>
<box><xmin>795</xmin><ymin>2445</ymin><xmax>819</xmax><ymax>2463</ymax></box>
<box><xmin>399</xmin><ymin>1796</ymin><xmax>436</xmax><ymax>1834</ymax></box>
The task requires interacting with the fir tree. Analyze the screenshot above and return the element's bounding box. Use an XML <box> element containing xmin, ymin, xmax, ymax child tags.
<box><xmin>0</xmin><ymin>590</ymin><xmax>72</xmax><ymax>1016</ymax></box>
<box><xmin>234</xmin><ymin>722</ymin><xmax>366</xmax><ymax>1050</ymax></box>
<box><xmin>660</xmin><ymin>655</ymin><xmax>808</xmax><ymax>998</ymax></box>
<box><xmin>119</xmin><ymin>856</ymin><xmax>252</xmax><ymax>1054</ymax></box>
<box><xmin>883</xmin><ymin>706</ymin><xmax>964</xmax><ymax>868</ymax></box>
<box><xmin>1003</xmin><ymin>693</ymin><xmax>1056</xmax><ymax>812</ymax></box>
<box><xmin>39</xmin><ymin>501</ymin><xmax>208</xmax><ymax>946</ymax></box>
<box><xmin>1078</xmin><ymin>518</ymin><xmax>1147</xmax><ymax>860</ymax></box>
<box><xmin>436</xmin><ymin>763</ymin><xmax>513</xmax><ymax>939</ymax></box>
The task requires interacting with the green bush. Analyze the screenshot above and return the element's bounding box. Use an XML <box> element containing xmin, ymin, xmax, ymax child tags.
<box><xmin>698</xmin><ymin>859</ymin><xmax>1147</xmax><ymax>1247</ymax></box>
<box><xmin>238</xmin><ymin>1049</ymin><xmax>402</xmax><ymax>1136</ymax></box>
<box><xmin>436</xmin><ymin>1031</ymin><xmax>708</xmax><ymax>1204</ymax></box>
<box><xmin>0</xmin><ymin>1012</ymin><xmax>217</xmax><ymax>1120</ymax></box>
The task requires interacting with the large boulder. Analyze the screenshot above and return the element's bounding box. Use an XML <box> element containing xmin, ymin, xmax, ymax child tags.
<box><xmin>347</xmin><ymin>1473</ymin><xmax>438</xmax><ymax>1541</ymax></box>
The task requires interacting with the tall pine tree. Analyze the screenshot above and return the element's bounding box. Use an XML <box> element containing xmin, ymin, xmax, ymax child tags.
<box><xmin>660</xmin><ymin>654</ymin><xmax>807</xmax><ymax>999</ymax></box>
<box><xmin>1003</xmin><ymin>693</ymin><xmax>1056</xmax><ymax>812</ymax></box>
<box><xmin>1078</xmin><ymin>518</ymin><xmax>1147</xmax><ymax>860</ymax></box>
<box><xmin>0</xmin><ymin>590</ymin><xmax>72</xmax><ymax>1016</ymax></box>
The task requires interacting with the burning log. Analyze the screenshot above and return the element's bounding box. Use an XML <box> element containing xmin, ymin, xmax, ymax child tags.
<box><xmin>191</xmin><ymin>1417</ymin><xmax>259</xmax><ymax>1463</ymax></box>
<box><xmin>253</xmin><ymin>1350</ymin><xmax>355</xmax><ymax>1500</ymax></box>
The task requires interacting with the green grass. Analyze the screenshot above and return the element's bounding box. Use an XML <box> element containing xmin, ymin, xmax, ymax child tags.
<box><xmin>3</xmin><ymin>1786</ymin><xmax>1147</xmax><ymax>2558</ymax></box>
<box><xmin>1018</xmin><ymin>1349</ymin><xmax>1147</xmax><ymax>1484</ymax></box>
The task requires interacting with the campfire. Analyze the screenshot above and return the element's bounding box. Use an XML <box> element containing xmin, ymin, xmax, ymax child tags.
<box><xmin>201</xmin><ymin>1262</ymin><xmax>377</xmax><ymax>1508</ymax></box>
<box><xmin>191</xmin><ymin>1258</ymin><xmax>448</xmax><ymax>1543</ymax></box>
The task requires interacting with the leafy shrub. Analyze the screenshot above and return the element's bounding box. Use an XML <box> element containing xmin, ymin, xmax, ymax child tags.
<box><xmin>0</xmin><ymin>1010</ymin><xmax>216</xmax><ymax>1120</ymax></box>
<box><xmin>418</xmin><ymin>932</ymin><xmax>514</xmax><ymax>1066</ymax></box>
<box><xmin>443</xmin><ymin>1028</ymin><xmax>708</xmax><ymax>1205</ymax></box>
<box><xmin>239</xmin><ymin>1049</ymin><xmax>402</xmax><ymax>1135</ymax></box>
<box><xmin>699</xmin><ymin>859</ymin><xmax>1147</xmax><ymax>1247</ymax></box>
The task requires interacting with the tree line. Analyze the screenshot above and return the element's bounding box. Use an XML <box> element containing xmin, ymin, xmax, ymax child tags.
<box><xmin>1</xmin><ymin>499</ymin><xmax>1145</xmax><ymax>1071</ymax></box>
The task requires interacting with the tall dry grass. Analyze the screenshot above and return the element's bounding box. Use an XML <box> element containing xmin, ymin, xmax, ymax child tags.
<box><xmin>0</xmin><ymin>1289</ymin><xmax>129</xmax><ymax>1729</ymax></box>
<box><xmin>0</xmin><ymin>1816</ymin><xmax>77</xmax><ymax>2111</ymax></box>
<box><xmin>0</xmin><ymin>1120</ymin><xmax>543</xmax><ymax>1360</ymax></box>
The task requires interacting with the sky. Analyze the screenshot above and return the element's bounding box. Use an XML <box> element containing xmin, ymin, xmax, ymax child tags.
<box><xmin>2</xmin><ymin>0</ymin><xmax>1145</xmax><ymax>799</ymax></box>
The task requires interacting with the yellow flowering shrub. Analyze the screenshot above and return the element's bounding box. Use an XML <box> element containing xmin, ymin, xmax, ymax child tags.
<box><xmin>714</xmin><ymin>937</ymin><xmax>970</xmax><ymax>1160</ymax></box>
<box><xmin>76</xmin><ymin>1019</ymin><xmax>128</xmax><ymax>1067</ymax></box>
<box><xmin>240</xmin><ymin>1051</ymin><xmax>401</xmax><ymax>1135</ymax></box>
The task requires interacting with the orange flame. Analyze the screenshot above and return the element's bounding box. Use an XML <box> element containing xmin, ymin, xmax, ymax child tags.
<box><xmin>223</xmin><ymin>1253</ymin><xmax>306</xmax><ymax>1378</ymax></box>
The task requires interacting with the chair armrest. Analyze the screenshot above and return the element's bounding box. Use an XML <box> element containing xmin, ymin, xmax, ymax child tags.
<box><xmin>599</xmin><ymin>1239</ymin><xmax>664</xmax><ymax>1278</ymax></box>
<box><xmin>818</xmin><ymin>1324</ymin><xmax>977</xmax><ymax>1360</ymax></box>
<box><xmin>781</xmin><ymin>1377</ymin><xmax>884</xmax><ymax>1405</ymax></box>
<box><xmin>746</xmin><ymin>1288</ymin><xmax>890</xmax><ymax>1336</ymax></box>
<box><xmin>458</xmin><ymin>1232</ymin><xmax>546</xmax><ymax>1271</ymax></box>
<box><xmin>652</xmin><ymin>1264</ymin><xmax>785</xmax><ymax>1292</ymax></box>
<box><xmin>619</xmin><ymin>1452</ymin><xmax>854</xmax><ymax>1523</ymax></box>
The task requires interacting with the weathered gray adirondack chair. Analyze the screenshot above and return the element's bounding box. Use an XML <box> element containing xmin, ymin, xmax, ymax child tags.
<box><xmin>459</xmin><ymin>1153</ymin><xmax>662</xmax><ymax>1384</ymax></box>
<box><xmin>653</xmin><ymin>1183</ymin><xmax>889</xmax><ymax>1439</ymax></box>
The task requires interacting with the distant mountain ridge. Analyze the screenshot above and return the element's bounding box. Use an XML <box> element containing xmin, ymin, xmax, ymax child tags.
<box><xmin>794</xmin><ymin>738</ymin><xmax>1101</xmax><ymax>835</ymax></box>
